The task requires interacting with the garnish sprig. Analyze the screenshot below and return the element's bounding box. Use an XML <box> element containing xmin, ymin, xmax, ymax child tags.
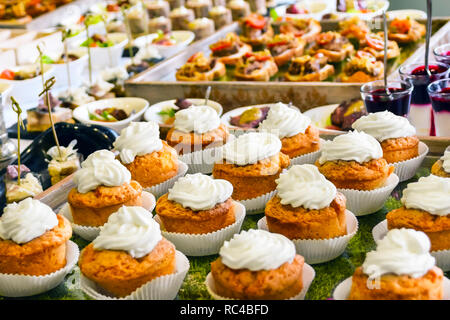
<box><xmin>10</xmin><ymin>97</ymin><xmax>25</xmax><ymax>185</ymax></box>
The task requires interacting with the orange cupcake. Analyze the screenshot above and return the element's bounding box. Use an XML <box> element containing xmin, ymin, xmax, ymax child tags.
<box><xmin>79</xmin><ymin>206</ymin><xmax>176</xmax><ymax>297</ymax></box>
<box><xmin>113</xmin><ymin>121</ymin><xmax>179</xmax><ymax>188</ymax></box>
<box><xmin>68</xmin><ymin>150</ymin><xmax>144</xmax><ymax>227</ymax></box>
<box><xmin>349</xmin><ymin>229</ymin><xmax>443</xmax><ymax>300</ymax></box>
<box><xmin>0</xmin><ymin>198</ymin><xmax>72</xmax><ymax>276</ymax></box>
<box><xmin>212</xmin><ymin>132</ymin><xmax>290</xmax><ymax>200</ymax></box>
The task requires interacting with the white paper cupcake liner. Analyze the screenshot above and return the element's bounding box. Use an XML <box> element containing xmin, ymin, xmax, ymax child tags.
<box><xmin>144</xmin><ymin>161</ymin><xmax>188</xmax><ymax>199</ymax></box>
<box><xmin>154</xmin><ymin>202</ymin><xmax>246</xmax><ymax>256</ymax></box>
<box><xmin>258</xmin><ymin>210</ymin><xmax>358</xmax><ymax>264</ymax></box>
<box><xmin>237</xmin><ymin>189</ymin><xmax>277</xmax><ymax>215</ymax></box>
<box><xmin>372</xmin><ymin>220</ymin><xmax>450</xmax><ymax>272</ymax></box>
<box><xmin>289</xmin><ymin>139</ymin><xmax>324</xmax><ymax>166</ymax></box>
<box><xmin>80</xmin><ymin>250</ymin><xmax>189</xmax><ymax>300</ymax></box>
<box><xmin>0</xmin><ymin>241</ymin><xmax>79</xmax><ymax>297</ymax></box>
<box><xmin>205</xmin><ymin>263</ymin><xmax>315</xmax><ymax>300</ymax></box>
<box><xmin>338</xmin><ymin>173</ymin><xmax>399</xmax><ymax>216</ymax></box>
<box><xmin>333</xmin><ymin>276</ymin><xmax>450</xmax><ymax>300</ymax></box>
<box><xmin>391</xmin><ymin>141</ymin><xmax>429</xmax><ymax>182</ymax></box>
<box><xmin>60</xmin><ymin>191</ymin><xmax>156</xmax><ymax>241</ymax></box>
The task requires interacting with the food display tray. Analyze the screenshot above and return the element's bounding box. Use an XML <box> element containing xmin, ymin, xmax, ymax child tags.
<box><xmin>0</xmin><ymin>134</ymin><xmax>447</xmax><ymax>301</ymax></box>
<box><xmin>125</xmin><ymin>18</ymin><xmax>450</xmax><ymax>112</ymax></box>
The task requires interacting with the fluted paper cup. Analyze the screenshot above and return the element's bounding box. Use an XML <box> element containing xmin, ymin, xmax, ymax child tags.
<box><xmin>154</xmin><ymin>202</ymin><xmax>245</xmax><ymax>256</ymax></box>
<box><xmin>372</xmin><ymin>220</ymin><xmax>450</xmax><ymax>272</ymax></box>
<box><xmin>333</xmin><ymin>276</ymin><xmax>450</xmax><ymax>300</ymax></box>
<box><xmin>80</xmin><ymin>250</ymin><xmax>189</xmax><ymax>300</ymax></box>
<box><xmin>205</xmin><ymin>263</ymin><xmax>315</xmax><ymax>300</ymax></box>
<box><xmin>60</xmin><ymin>191</ymin><xmax>156</xmax><ymax>241</ymax></box>
<box><xmin>289</xmin><ymin>139</ymin><xmax>324</xmax><ymax>166</ymax></box>
<box><xmin>391</xmin><ymin>142</ymin><xmax>429</xmax><ymax>182</ymax></box>
<box><xmin>0</xmin><ymin>241</ymin><xmax>79</xmax><ymax>297</ymax></box>
<box><xmin>338</xmin><ymin>173</ymin><xmax>399</xmax><ymax>216</ymax></box>
<box><xmin>258</xmin><ymin>210</ymin><xmax>358</xmax><ymax>264</ymax></box>
<box><xmin>238</xmin><ymin>190</ymin><xmax>277</xmax><ymax>215</ymax></box>
<box><xmin>144</xmin><ymin>161</ymin><xmax>188</xmax><ymax>199</ymax></box>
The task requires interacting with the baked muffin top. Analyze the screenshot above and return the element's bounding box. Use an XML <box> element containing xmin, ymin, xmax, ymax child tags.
<box><xmin>352</xmin><ymin>111</ymin><xmax>416</xmax><ymax>142</ymax></box>
<box><xmin>362</xmin><ymin>228</ymin><xmax>435</xmax><ymax>280</ymax></box>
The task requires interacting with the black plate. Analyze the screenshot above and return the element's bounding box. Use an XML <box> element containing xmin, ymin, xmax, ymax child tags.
<box><xmin>0</xmin><ymin>122</ymin><xmax>118</xmax><ymax>212</ymax></box>
<box><xmin>7</xmin><ymin>119</ymin><xmax>44</xmax><ymax>140</ymax></box>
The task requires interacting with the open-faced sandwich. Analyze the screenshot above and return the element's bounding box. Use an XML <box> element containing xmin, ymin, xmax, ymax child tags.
<box><xmin>309</xmin><ymin>31</ymin><xmax>354</xmax><ymax>63</ymax></box>
<box><xmin>278</xmin><ymin>17</ymin><xmax>321</xmax><ymax>44</ymax></box>
<box><xmin>360</xmin><ymin>32</ymin><xmax>400</xmax><ymax>61</ymax></box>
<box><xmin>239</xmin><ymin>13</ymin><xmax>273</xmax><ymax>47</ymax></box>
<box><xmin>338</xmin><ymin>16</ymin><xmax>370</xmax><ymax>42</ymax></box>
<box><xmin>341</xmin><ymin>51</ymin><xmax>384</xmax><ymax>83</ymax></box>
<box><xmin>285</xmin><ymin>53</ymin><xmax>334</xmax><ymax>82</ymax></box>
<box><xmin>267</xmin><ymin>33</ymin><xmax>306</xmax><ymax>67</ymax></box>
<box><xmin>209</xmin><ymin>33</ymin><xmax>252</xmax><ymax>66</ymax></box>
<box><xmin>388</xmin><ymin>18</ymin><xmax>426</xmax><ymax>44</ymax></box>
<box><xmin>176</xmin><ymin>52</ymin><xmax>226</xmax><ymax>81</ymax></box>
<box><xmin>234</xmin><ymin>50</ymin><xmax>278</xmax><ymax>81</ymax></box>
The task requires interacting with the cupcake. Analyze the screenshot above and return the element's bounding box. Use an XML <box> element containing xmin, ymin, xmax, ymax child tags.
<box><xmin>265</xmin><ymin>164</ymin><xmax>346</xmax><ymax>240</ymax></box>
<box><xmin>169</xmin><ymin>6</ymin><xmax>195</xmax><ymax>30</ymax></box>
<box><xmin>0</xmin><ymin>198</ymin><xmax>72</xmax><ymax>276</ymax></box>
<box><xmin>386</xmin><ymin>175</ymin><xmax>450</xmax><ymax>252</ymax></box>
<box><xmin>209</xmin><ymin>5</ymin><xmax>232</xmax><ymax>29</ymax></box>
<box><xmin>166</xmin><ymin>105</ymin><xmax>230</xmax><ymax>155</ymax></box>
<box><xmin>113</xmin><ymin>122</ymin><xmax>180</xmax><ymax>189</ymax></box>
<box><xmin>68</xmin><ymin>150</ymin><xmax>144</xmax><ymax>227</ymax></box>
<box><xmin>186</xmin><ymin>0</ymin><xmax>212</xmax><ymax>18</ymax></box>
<box><xmin>156</xmin><ymin>173</ymin><xmax>235</xmax><ymax>234</ymax></box>
<box><xmin>349</xmin><ymin>229</ymin><xmax>443</xmax><ymax>300</ymax></box>
<box><xmin>79</xmin><ymin>206</ymin><xmax>177</xmax><ymax>297</ymax></box>
<box><xmin>126</xmin><ymin>4</ymin><xmax>149</xmax><ymax>34</ymax></box>
<box><xmin>316</xmin><ymin>131</ymin><xmax>394</xmax><ymax>191</ymax></box>
<box><xmin>258</xmin><ymin>102</ymin><xmax>320</xmax><ymax>160</ymax></box>
<box><xmin>188</xmin><ymin>17</ymin><xmax>215</xmax><ymax>39</ymax></box>
<box><xmin>352</xmin><ymin>111</ymin><xmax>419</xmax><ymax>163</ymax></box>
<box><xmin>209</xmin><ymin>229</ymin><xmax>305</xmax><ymax>300</ymax></box>
<box><xmin>212</xmin><ymin>132</ymin><xmax>290</xmax><ymax>200</ymax></box>
<box><xmin>431</xmin><ymin>150</ymin><xmax>450</xmax><ymax>178</ymax></box>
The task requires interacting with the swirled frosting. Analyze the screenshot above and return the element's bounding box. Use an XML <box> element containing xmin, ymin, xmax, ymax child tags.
<box><xmin>441</xmin><ymin>150</ymin><xmax>450</xmax><ymax>173</ymax></box>
<box><xmin>351</xmin><ymin>111</ymin><xmax>416</xmax><ymax>142</ymax></box>
<box><xmin>258</xmin><ymin>102</ymin><xmax>311</xmax><ymax>138</ymax></box>
<box><xmin>113</xmin><ymin>121</ymin><xmax>163</xmax><ymax>164</ymax></box>
<box><xmin>0</xmin><ymin>198</ymin><xmax>58</xmax><ymax>244</ymax></box>
<box><xmin>173</xmin><ymin>105</ymin><xmax>220</xmax><ymax>134</ymax></box>
<box><xmin>276</xmin><ymin>164</ymin><xmax>337</xmax><ymax>209</ymax></box>
<box><xmin>92</xmin><ymin>206</ymin><xmax>162</xmax><ymax>258</ymax></box>
<box><xmin>222</xmin><ymin>132</ymin><xmax>281</xmax><ymax>165</ymax></box>
<box><xmin>168</xmin><ymin>173</ymin><xmax>233</xmax><ymax>210</ymax></box>
<box><xmin>318</xmin><ymin>130</ymin><xmax>383</xmax><ymax>164</ymax></box>
<box><xmin>401</xmin><ymin>175</ymin><xmax>450</xmax><ymax>216</ymax></box>
<box><xmin>362</xmin><ymin>229</ymin><xmax>435</xmax><ymax>279</ymax></box>
<box><xmin>219</xmin><ymin>229</ymin><xmax>296</xmax><ymax>271</ymax></box>
<box><xmin>73</xmin><ymin>150</ymin><xmax>131</xmax><ymax>193</ymax></box>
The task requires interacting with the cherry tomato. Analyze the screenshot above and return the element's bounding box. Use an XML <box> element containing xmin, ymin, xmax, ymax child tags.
<box><xmin>0</xmin><ymin>69</ymin><xmax>15</xmax><ymax>80</ymax></box>
<box><xmin>244</xmin><ymin>14</ymin><xmax>266</xmax><ymax>30</ymax></box>
<box><xmin>267</xmin><ymin>40</ymin><xmax>288</xmax><ymax>48</ymax></box>
<box><xmin>356</xmin><ymin>50</ymin><xmax>376</xmax><ymax>61</ymax></box>
<box><xmin>365</xmin><ymin>33</ymin><xmax>384</xmax><ymax>51</ymax></box>
<box><xmin>210</xmin><ymin>41</ymin><xmax>232</xmax><ymax>52</ymax></box>
<box><xmin>316</xmin><ymin>32</ymin><xmax>334</xmax><ymax>45</ymax></box>
<box><xmin>187</xmin><ymin>52</ymin><xmax>201</xmax><ymax>63</ymax></box>
<box><xmin>390</xmin><ymin>19</ymin><xmax>411</xmax><ymax>34</ymax></box>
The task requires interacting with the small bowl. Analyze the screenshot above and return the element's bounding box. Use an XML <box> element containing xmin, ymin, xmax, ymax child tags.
<box><xmin>73</xmin><ymin>97</ymin><xmax>149</xmax><ymax>133</ymax></box>
<box><xmin>387</xmin><ymin>9</ymin><xmax>427</xmax><ymax>20</ymax></box>
<box><xmin>333</xmin><ymin>0</ymin><xmax>389</xmax><ymax>21</ymax></box>
<box><xmin>0</xmin><ymin>64</ymin><xmax>55</xmax><ymax>105</ymax></box>
<box><xmin>134</xmin><ymin>31</ymin><xmax>195</xmax><ymax>59</ymax></box>
<box><xmin>303</xmin><ymin>104</ymin><xmax>342</xmax><ymax>134</ymax></box>
<box><xmin>50</xmin><ymin>51</ymin><xmax>88</xmax><ymax>89</ymax></box>
<box><xmin>276</xmin><ymin>0</ymin><xmax>333</xmax><ymax>20</ymax></box>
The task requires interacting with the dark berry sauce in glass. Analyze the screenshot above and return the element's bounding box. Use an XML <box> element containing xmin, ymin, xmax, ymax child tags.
<box><xmin>408</xmin><ymin>65</ymin><xmax>449</xmax><ymax>104</ymax></box>
<box><xmin>364</xmin><ymin>87</ymin><xmax>411</xmax><ymax>116</ymax></box>
<box><xmin>430</xmin><ymin>87</ymin><xmax>450</xmax><ymax>112</ymax></box>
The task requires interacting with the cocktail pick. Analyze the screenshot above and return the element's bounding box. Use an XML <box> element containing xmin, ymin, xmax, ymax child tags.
<box><xmin>39</xmin><ymin>76</ymin><xmax>62</xmax><ymax>159</ymax></box>
<box><xmin>62</xmin><ymin>28</ymin><xmax>73</xmax><ymax>90</ymax></box>
<box><xmin>36</xmin><ymin>43</ymin><xmax>47</xmax><ymax>89</ymax></box>
<box><xmin>10</xmin><ymin>97</ymin><xmax>25</xmax><ymax>185</ymax></box>
<box><xmin>424</xmin><ymin>0</ymin><xmax>432</xmax><ymax>78</ymax></box>
<box><xmin>84</xmin><ymin>16</ymin><xmax>93</xmax><ymax>85</ymax></box>
<box><xmin>121</xmin><ymin>4</ymin><xmax>135</xmax><ymax>65</ymax></box>
<box><xmin>382</xmin><ymin>11</ymin><xmax>391</xmax><ymax>96</ymax></box>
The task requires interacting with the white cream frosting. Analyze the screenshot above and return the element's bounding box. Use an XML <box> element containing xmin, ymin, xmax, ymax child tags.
<box><xmin>222</xmin><ymin>132</ymin><xmax>281</xmax><ymax>165</ymax></box>
<box><xmin>73</xmin><ymin>149</ymin><xmax>131</xmax><ymax>193</ymax></box>
<box><xmin>47</xmin><ymin>139</ymin><xmax>78</xmax><ymax>162</ymax></box>
<box><xmin>92</xmin><ymin>206</ymin><xmax>162</xmax><ymax>258</ymax></box>
<box><xmin>219</xmin><ymin>229</ymin><xmax>296</xmax><ymax>271</ymax></box>
<box><xmin>101</xmin><ymin>66</ymin><xmax>129</xmax><ymax>83</ymax></box>
<box><xmin>173</xmin><ymin>105</ymin><xmax>220</xmax><ymax>134</ymax></box>
<box><xmin>113</xmin><ymin>121</ymin><xmax>163</xmax><ymax>164</ymax></box>
<box><xmin>351</xmin><ymin>111</ymin><xmax>416</xmax><ymax>142</ymax></box>
<box><xmin>258</xmin><ymin>102</ymin><xmax>311</xmax><ymax>138</ymax></box>
<box><xmin>362</xmin><ymin>228</ymin><xmax>435</xmax><ymax>279</ymax></box>
<box><xmin>401</xmin><ymin>175</ymin><xmax>450</xmax><ymax>216</ymax></box>
<box><xmin>0</xmin><ymin>198</ymin><xmax>58</xmax><ymax>244</ymax></box>
<box><xmin>168</xmin><ymin>173</ymin><xmax>233</xmax><ymax>210</ymax></box>
<box><xmin>276</xmin><ymin>164</ymin><xmax>337</xmax><ymax>210</ymax></box>
<box><xmin>170</xmin><ymin>6</ymin><xmax>192</xmax><ymax>15</ymax></box>
<box><xmin>318</xmin><ymin>130</ymin><xmax>383</xmax><ymax>164</ymax></box>
<box><xmin>440</xmin><ymin>150</ymin><xmax>450</xmax><ymax>173</ymax></box>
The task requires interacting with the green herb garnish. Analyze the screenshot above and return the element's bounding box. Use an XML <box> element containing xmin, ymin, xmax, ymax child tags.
<box><xmin>158</xmin><ymin>108</ymin><xmax>176</xmax><ymax>118</ymax></box>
